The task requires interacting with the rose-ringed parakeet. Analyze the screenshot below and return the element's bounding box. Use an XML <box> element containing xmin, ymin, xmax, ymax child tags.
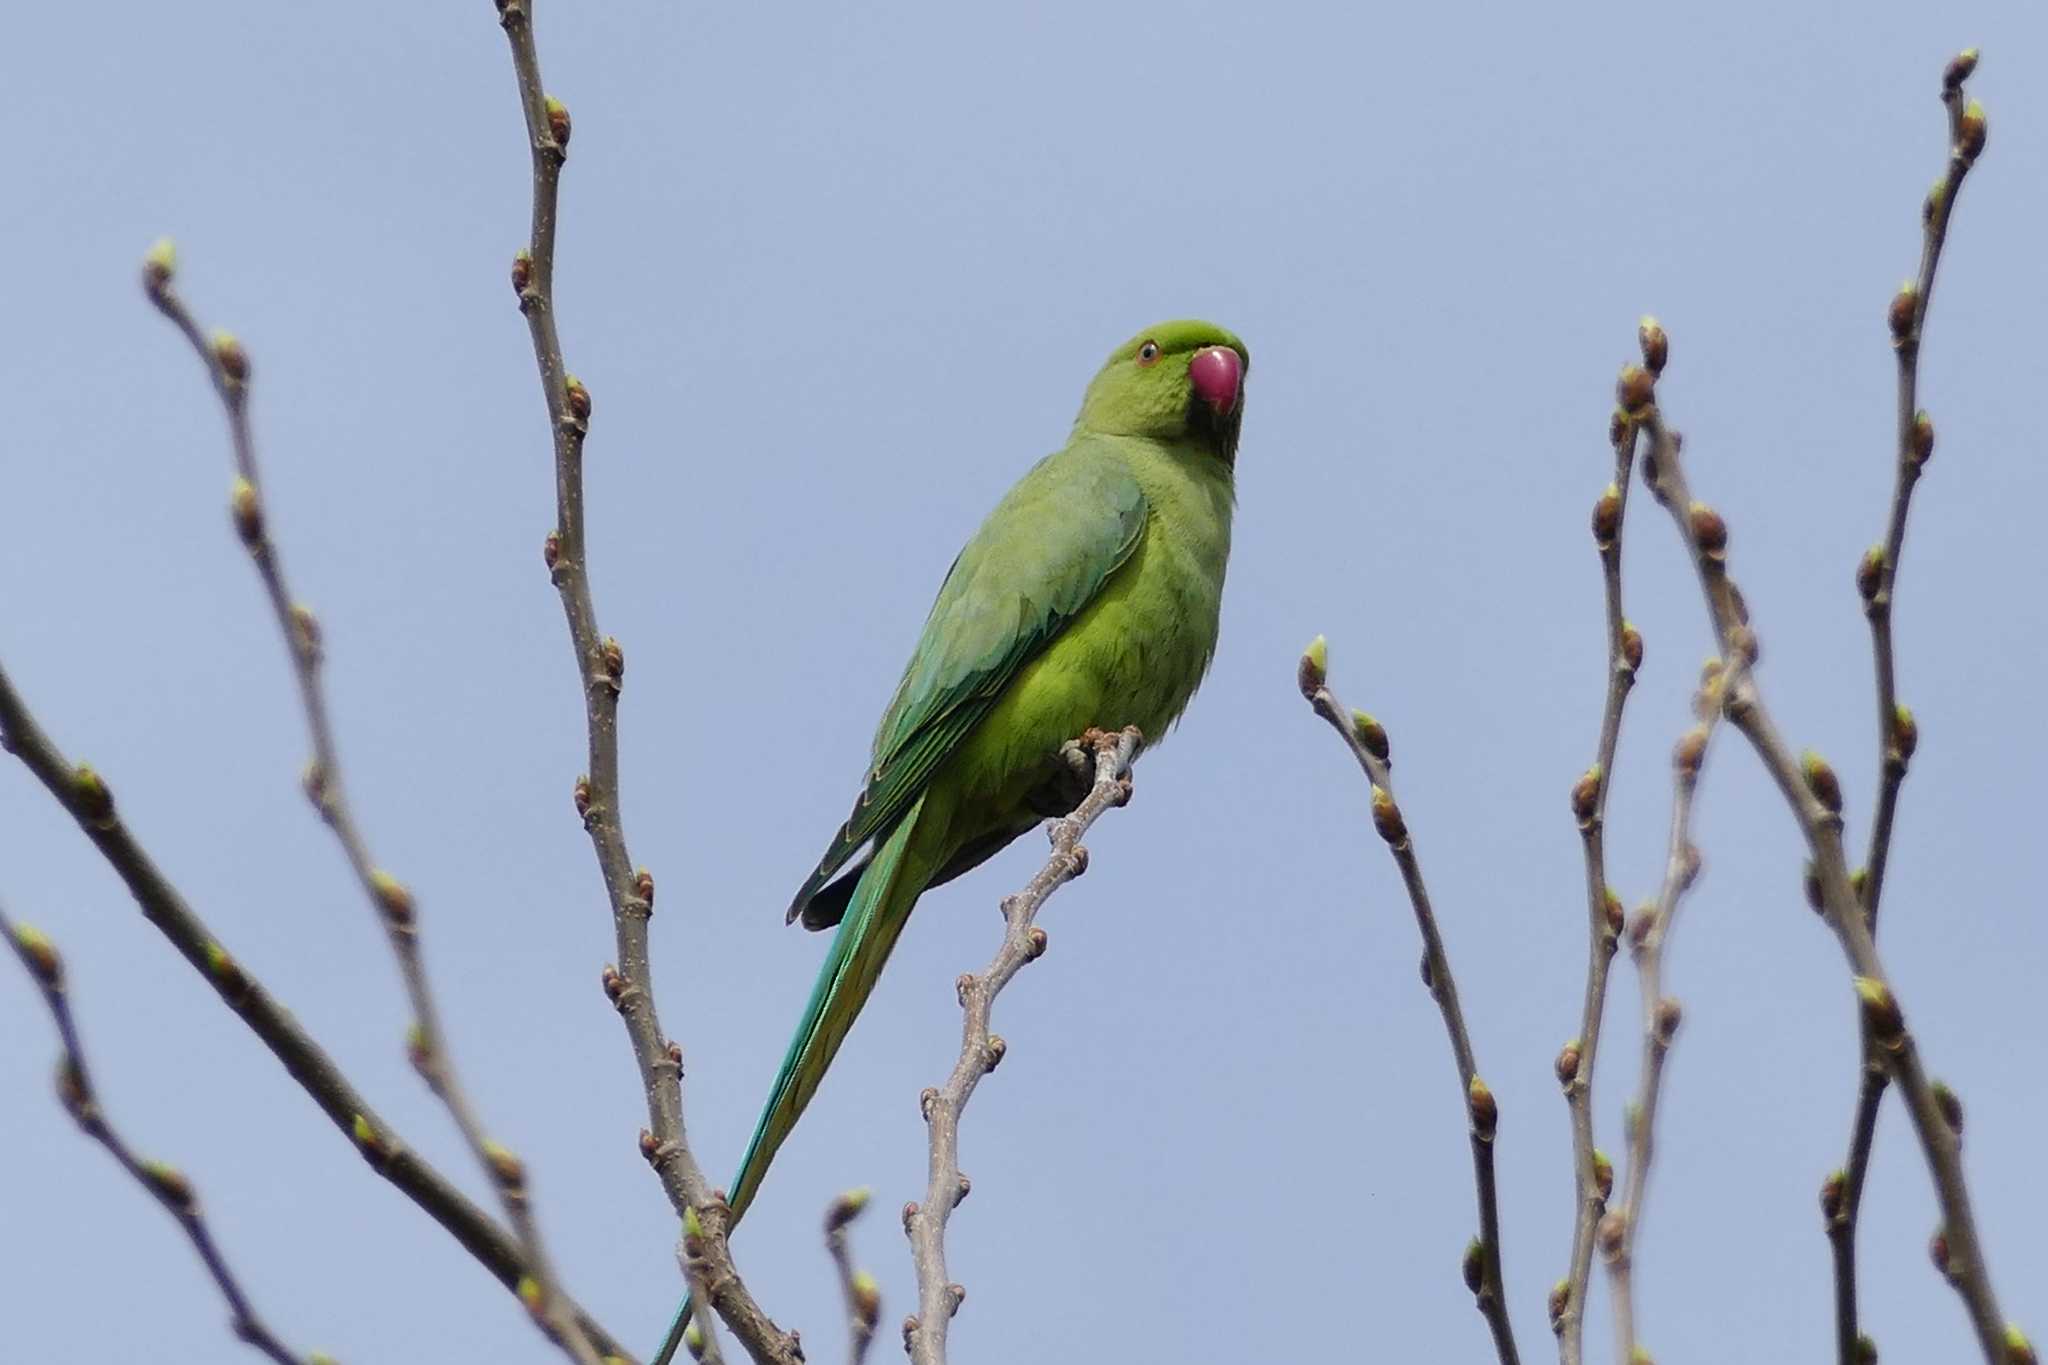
<box><xmin>653</xmin><ymin>320</ymin><xmax>1246</xmax><ymax>1363</ymax></box>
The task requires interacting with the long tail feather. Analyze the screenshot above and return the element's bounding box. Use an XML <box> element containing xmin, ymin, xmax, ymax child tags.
<box><xmin>651</xmin><ymin>794</ymin><xmax>935</xmax><ymax>1365</ymax></box>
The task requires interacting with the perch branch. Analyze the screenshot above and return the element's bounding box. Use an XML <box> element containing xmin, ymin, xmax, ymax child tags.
<box><xmin>1</xmin><ymin>901</ymin><xmax>312</xmax><ymax>1364</ymax></box>
<box><xmin>902</xmin><ymin>727</ymin><xmax>1141</xmax><ymax>1365</ymax></box>
<box><xmin>1301</xmin><ymin>646</ymin><xmax>1520</xmax><ymax>1365</ymax></box>
<box><xmin>1630</xmin><ymin>321</ymin><xmax>2008</xmax><ymax>1358</ymax></box>
<box><xmin>1832</xmin><ymin>51</ymin><xmax>1983</xmax><ymax>1365</ymax></box>
<box><xmin>491</xmin><ymin>5</ymin><xmax>794</xmax><ymax>1363</ymax></box>
<box><xmin>143</xmin><ymin>257</ymin><xmax>597</xmax><ymax>1365</ymax></box>
<box><xmin>0</xmin><ymin>660</ymin><xmax>633</xmax><ymax>1361</ymax></box>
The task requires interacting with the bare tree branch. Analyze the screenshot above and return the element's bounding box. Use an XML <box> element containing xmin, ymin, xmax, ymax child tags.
<box><xmin>902</xmin><ymin>727</ymin><xmax>1141</xmax><ymax>1365</ymax></box>
<box><xmin>1</xmin><ymin>902</ymin><xmax>314</xmax><ymax>1365</ymax></box>
<box><xmin>489</xmin><ymin>5</ymin><xmax>795</xmax><ymax>1362</ymax></box>
<box><xmin>1300</xmin><ymin>648</ymin><xmax>1520</xmax><ymax>1365</ymax></box>
<box><xmin>824</xmin><ymin>1189</ymin><xmax>881</xmax><ymax>1365</ymax></box>
<box><xmin>1831</xmin><ymin>50</ymin><xmax>1984</xmax><ymax>1365</ymax></box>
<box><xmin>1603</xmin><ymin>700</ymin><xmax>1721</xmax><ymax>1363</ymax></box>
<box><xmin>0</xmin><ymin>660</ymin><xmax>634</xmax><ymax>1361</ymax></box>
<box><xmin>139</xmin><ymin>253</ymin><xmax>599</xmax><ymax>1365</ymax></box>
<box><xmin>1553</xmin><ymin>371</ymin><xmax>1650</xmax><ymax>1363</ymax></box>
<box><xmin>1626</xmin><ymin>324</ymin><xmax>2009</xmax><ymax>1358</ymax></box>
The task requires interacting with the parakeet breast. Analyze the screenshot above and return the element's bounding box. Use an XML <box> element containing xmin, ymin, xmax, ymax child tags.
<box><xmin>942</xmin><ymin>433</ymin><xmax>1233</xmax><ymax>828</ymax></box>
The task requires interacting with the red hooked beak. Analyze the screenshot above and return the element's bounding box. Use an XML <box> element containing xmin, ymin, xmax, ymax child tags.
<box><xmin>1188</xmin><ymin>345</ymin><xmax>1242</xmax><ymax>415</ymax></box>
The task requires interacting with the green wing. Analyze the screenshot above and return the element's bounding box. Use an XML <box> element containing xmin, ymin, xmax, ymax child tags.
<box><xmin>785</xmin><ymin>438</ymin><xmax>1146</xmax><ymax>923</ymax></box>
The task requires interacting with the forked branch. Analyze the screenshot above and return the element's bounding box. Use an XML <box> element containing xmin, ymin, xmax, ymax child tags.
<box><xmin>1626</xmin><ymin>323</ymin><xmax>2013</xmax><ymax>1358</ymax></box>
<box><xmin>0</xmin><ymin>661</ymin><xmax>634</xmax><ymax>1360</ymax></box>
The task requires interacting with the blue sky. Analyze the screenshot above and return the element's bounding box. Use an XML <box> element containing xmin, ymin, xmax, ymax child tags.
<box><xmin>4</xmin><ymin>4</ymin><xmax>2042</xmax><ymax>1363</ymax></box>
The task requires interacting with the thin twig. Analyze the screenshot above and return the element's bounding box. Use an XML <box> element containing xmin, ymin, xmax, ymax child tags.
<box><xmin>903</xmin><ymin>727</ymin><xmax>1142</xmax><ymax>1365</ymax></box>
<box><xmin>489</xmin><ymin>6</ymin><xmax>795</xmax><ymax>1362</ymax></box>
<box><xmin>1</xmin><ymin>902</ymin><xmax>312</xmax><ymax>1364</ymax></box>
<box><xmin>1300</xmin><ymin>648</ymin><xmax>1520</xmax><ymax>1365</ymax></box>
<box><xmin>1554</xmin><ymin>367</ymin><xmax>1651</xmax><ymax>1363</ymax></box>
<box><xmin>1604</xmin><ymin>699</ymin><xmax>1721</xmax><ymax>1363</ymax></box>
<box><xmin>1629</xmin><ymin>333</ymin><xmax>2008</xmax><ymax>1358</ymax></box>
<box><xmin>824</xmin><ymin>1189</ymin><xmax>881</xmax><ymax>1365</ymax></box>
<box><xmin>141</xmin><ymin>258</ymin><xmax>598</xmax><ymax>1365</ymax></box>
<box><xmin>0</xmin><ymin>660</ymin><xmax>634</xmax><ymax>1362</ymax></box>
<box><xmin>1832</xmin><ymin>51</ymin><xmax>1983</xmax><ymax>1365</ymax></box>
<box><xmin>676</xmin><ymin>1210</ymin><xmax>730</xmax><ymax>1365</ymax></box>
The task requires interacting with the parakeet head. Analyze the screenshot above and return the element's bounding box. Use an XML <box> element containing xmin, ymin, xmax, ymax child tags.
<box><xmin>1075</xmin><ymin>320</ymin><xmax>1249</xmax><ymax>464</ymax></box>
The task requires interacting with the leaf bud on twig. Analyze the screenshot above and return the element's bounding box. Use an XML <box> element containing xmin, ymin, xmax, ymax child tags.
<box><xmin>1802</xmin><ymin>750</ymin><xmax>1844</xmax><ymax>816</ymax></box>
<box><xmin>1467</xmin><ymin>1075</ymin><xmax>1497</xmax><ymax>1141</ymax></box>
<box><xmin>142</xmin><ymin>236</ymin><xmax>178</xmax><ymax>295</ymax></box>
<box><xmin>1854</xmin><ymin>976</ymin><xmax>1905</xmax><ymax>1048</ymax></box>
<box><xmin>1857</xmin><ymin>546</ymin><xmax>1885</xmax><ymax>605</ymax></box>
<box><xmin>1893</xmin><ymin>704</ymin><xmax>1919</xmax><ymax>763</ymax></box>
<box><xmin>141</xmin><ymin>1159</ymin><xmax>196</xmax><ymax>1213</ymax></box>
<box><xmin>1888</xmin><ymin>282</ymin><xmax>1919</xmax><ymax>345</ymax></box>
<box><xmin>1686</xmin><ymin>501</ymin><xmax>1728</xmax><ymax>558</ymax></box>
<box><xmin>1616</xmin><ymin>363</ymin><xmax>1655</xmax><ymax>414</ymax></box>
<box><xmin>369</xmin><ymin>870</ymin><xmax>415</xmax><ymax>930</ymax></box>
<box><xmin>565</xmin><ymin>374</ymin><xmax>592</xmax><ymax>422</ymax></box>
<box><xmin>204</xmin><ymin>941</ymin><xmax>249</xmax><ymax>1002</ymax></box>
<box><xmin>1548</xmin><ymin>1279</ymin><xmax>1570</xmax><ymax>1329</ymax></box>
<box><xmin>1555</xmin><ymin>1039</ymin><xmax>1581</xmax><ymax>1087</ymax></box>
<box><xmin>1638</xmin><ymin>315</ymin><xmax>1668</xmax><ymax>374</ymax></box>
<box><xmin>1591</xmin><ymin>483</ymin><xmax>1621</xmax><ymax>547</ymax></box>
<box><xmin>1570</xmin><ymin>764</ymin><xmax>1602</xmax><ymax>828</ymax></box>
<box><xmin>210</xmin><ymin>330</ymin><xmax>250</xmax><ymax>385</ymax></box>
<box><xmin>1943</xmin><ymin>48</ymin><xmax>1979</xmax><ymax>91</ymax></box>
<box><xmin>351</xmin><ymin>1113</ymin><xmax>389</xmax><ymax>1163</ymax></box>
<box><xmin>11</xmin><ymin>922</ymin><xmax>62</xmax><ymax>987</ymax></box>
<box><xmin>1596</xmin><ymin>1210</ymin><xmax>1625</xmax><ymax>1260</ymax></box>
<box><xmin>1673</xmin><ymin>725</ymin><xmax>1708</xmax><ymax>778</ymax></box>
<box><xmin>852</xmin><ymin>1271</ymin><xmax>882</xmax><ymax>1329</ymax></box>
<box><xmin>483</xmin><ymin>1139</ymin><xmax>526</xmax><ymax>1192</ymax></box>
<box><xmin>1911</xmin><ymin>410</ymin><xmax>1935</xmax><ymax>466</ymax></box>
<box><xmin>1296</xmin><ymin>635</ymin><xmax>1328</xmax><ymax>699</ymax></box>
<box><xmin>1461</xmin><ymin>1238</ymin><xmax>1484</xmax><ymax>1295</ymax></box>
<box><xmin>229</xmin><ymin>478</ymin><xmax>264</xmax><ymax>547</ymax></box>
<box><xmin>1351</xmin><ymin>710</ymin><xmax>1390</xmax><ymax>763</ymax></box>
<box><xmin>544</xmin><ymin>95</ymin><xmax>572</xmax><ymax>148</ymax></box>
<box><xmin>1370</xmin><ymin>785</ymin><xmax>1407</xmax><ymax>845</ymax></box>
<box><xmin>1593</xmin><ymin>1148</ymin><xmax>1614</xmax><ymax>1201</ymax></box>
<box><xmin>826</xmin><ymin>1185</ymin><xmax>871</xmax><ymax>1230</ymax></box>
<box><xmin>2005</xmin><ymin>1324</ymin><xmax>2037</xmax><ymax>1365</ymax></box>
<box><xmin>1620</xmin><ymin>620</ymin><xmax>1643</xmax><ymax>673</ymax></box>
<box><xmin>1957</xmin><ymin>99</ymin><xmax>1988</xmax><ymax>161</ymax></box>
<box><xmin>1820</xmin><ymin>1168</ymin><xmax>1846</xmax><ymax>1222</ymax></box>
<box><xmin>1930</xmin><ymin>1080</ymin><xmax>1964</xmax><ymax>1139</ymax></box>
<box><xmin>71</xmin><ymin>763</ymin><xmax>116</xmax><ymax>823</ymax></box>
<box><xmin>1653</xmin><ymin>997</ymin><xmax>1682</xmax><ymax>1047</ymax></box>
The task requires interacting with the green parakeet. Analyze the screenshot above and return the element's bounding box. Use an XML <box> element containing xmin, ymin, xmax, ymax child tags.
<box><xmin>653</xmin><ymin>319</ymin><xmax>1245</xmax><ymax>1363</ymax></box>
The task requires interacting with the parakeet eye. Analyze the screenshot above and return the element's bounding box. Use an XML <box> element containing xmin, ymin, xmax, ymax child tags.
<box><xmin>1136</xmin><ymin>340</ymin><xmax>1161</xmax><ymax>367</ymax></box>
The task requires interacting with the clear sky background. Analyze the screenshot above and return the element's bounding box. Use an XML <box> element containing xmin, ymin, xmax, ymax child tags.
<box><xmin>4</xmin><ymin>4</ymin><xmax>2043</xmax><ymax>1363</ymax></box>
